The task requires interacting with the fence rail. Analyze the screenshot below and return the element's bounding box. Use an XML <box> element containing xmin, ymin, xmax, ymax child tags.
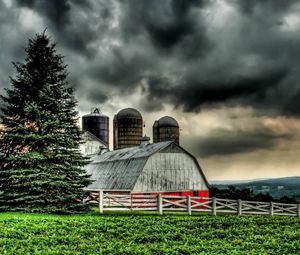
<box><xmin>84</xmin><ymin>191</ymin><xmax>300</xmax><ymax>217</ymax></box>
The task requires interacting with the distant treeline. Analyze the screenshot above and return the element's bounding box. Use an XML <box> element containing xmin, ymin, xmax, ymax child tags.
<box><xmin>210</xmin><ymin>186</ymin><xmax>297</xmax><ymax>203</ymax></box>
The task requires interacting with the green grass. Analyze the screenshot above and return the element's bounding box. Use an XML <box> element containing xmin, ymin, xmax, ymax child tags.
<box><xmin>0</xmin><ymin>212</ymin><xmax>299</xmax><ymax>254</ymax></box>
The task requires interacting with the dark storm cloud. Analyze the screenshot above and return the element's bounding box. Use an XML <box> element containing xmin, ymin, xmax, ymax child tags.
<box><xmin>120</xmin><ymin>0</ymin><xmax>211</xmax><ymax>59</ymax></box>
<box><xmin>80</xmin><ymin>0</ymin><xmax>213</xmax><ymax>110</ymax></box>
<box><xmin>16</xmin><ymin>0</ymin><xmax>71</xmax><ymax>27</ymax></box>
<box><xmin>90</xmin><ymin>48</ymin><xmax>149</xmax><ymax>88</ymax></box>
<box><xmin>15</xmin><ymin>0</ymin><xmax>111</xmax><ymax>56</ymax></box>
<box><xmin>2</xmin><ymin>0</ymin><xmax>300</xmax><ymax>117</ymax></box>
<box><xmin>0</xmin><ymin>2</ymin><xmax>29</xmax><ymax>97</ymax></box>
<box><xmin>84</xmin><ymin>0</ymin><xmax>300</xmax><ymax>117</ymax></box>
<box><xmin>132</xmin><ymin>0</ymin><xmax>300</xmax><ymax>116</ymax></box>
<box><xmin>235</xmin><ymin>0</ymin><xmax>298</xmax><ymax>15</ymax></box>
<box><xmin>146</xmin><ymin>68</ymin><xmax>289</xmax><ymax>112</ymax></box>
<box><xmin>87</xmin><ymin>90</ymin><xmax>108</xmax><ymax>104</ymax></box>
<box><xmin>186</xmin><ymin>126</ymin><xmax>292</xmax><ymax>158</ymax></box>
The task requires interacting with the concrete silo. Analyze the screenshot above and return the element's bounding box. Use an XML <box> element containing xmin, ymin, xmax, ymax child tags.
<box><xmin>82</xmin><ymin>108</ymin><xmax>109</xmax><ymax>147</ymax></box>
<box><xmin>153</xmin><ymin>116</ymin><xmax>180</xmax><ymax>144</ymax></box>
<box><xmin>113</xmin><ymin>108</ymin><xmax>143</xmax><ymax>150</ymax></box>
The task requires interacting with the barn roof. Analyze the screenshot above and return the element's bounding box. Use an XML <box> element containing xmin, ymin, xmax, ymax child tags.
<box><xmin>91</xmin><ymin>141</ymin><xmax>172</xmax><ymax>163</ymax></box>
<box><xmin>85</xmin><ymin>141</ymin><xmax>209</xmax><ymax>191</ymax></box>
<box><xmin>83</xmin><ymin>131</ymin><xmax>107</xmax><ymax>146</ymax></box>
<box><xmin>85</xmin><ymin>141</ymin><xmax>172</xmax><ymax>190</ymax></box>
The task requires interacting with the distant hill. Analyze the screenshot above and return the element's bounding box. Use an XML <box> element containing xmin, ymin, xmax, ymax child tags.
<box><xmin>211</xmin><ymin>176</ymin><xmax>300</xmax><ymax>202</ymax></box>
<box><xmin>211</xmin><ymin>178</ymin><xmax>268</xmax><ymax>185</ymax></box>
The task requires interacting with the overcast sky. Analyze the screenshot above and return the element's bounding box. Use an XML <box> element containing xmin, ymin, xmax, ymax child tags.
<box><xmin>1</xmin><ymin>0</ymin><xmax>300</xmax><ymax>181</ymax></box>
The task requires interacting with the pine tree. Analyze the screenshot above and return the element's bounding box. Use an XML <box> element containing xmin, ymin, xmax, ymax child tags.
<box><xmin>0</xmin><ymin>32</ymin><xmax>91</xmax><ymax>213</ymax></box>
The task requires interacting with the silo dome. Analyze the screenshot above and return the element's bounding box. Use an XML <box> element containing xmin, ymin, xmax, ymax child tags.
<box><xmin>157</xmin><ymin>116</ymin><xmax>179</xmax><ymax>127</ymax></box>
<box><xmin>153</xmin><ymin>116</ymin><xmax>180</xmax><ymax>144</ymax></box>
<box><xmin>117</xmin><ymin>108</ymin><xmax>142</xmax><ymax>119</ymax></box>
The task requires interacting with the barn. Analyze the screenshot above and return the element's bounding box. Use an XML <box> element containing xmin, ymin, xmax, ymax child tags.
<box><xmin>80</xmin><ymin>131</ymin><xmax>108</xmax><ymax>156</ymax></box>
<box><xmin>85</xmin><ymin>141</ymin><xmax>209</xmax><ymax>197</ymax></box>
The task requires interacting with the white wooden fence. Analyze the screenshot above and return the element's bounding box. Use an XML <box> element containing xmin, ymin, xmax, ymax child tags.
<box><xmin>84</xmin><ymin>191</ymin><xmax>300</xmax><ymax>217</ymax></box>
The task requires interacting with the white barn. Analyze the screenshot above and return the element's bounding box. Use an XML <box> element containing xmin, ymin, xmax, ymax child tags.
<box><xmin>80</xmin><ymin>131</ymin><xmax>108</xmax><ymax>156</ymax></box>
<box><xmin>85</xmin><ymin>141</ymin><xmax>209</xmax><ymax>197</ymax></box>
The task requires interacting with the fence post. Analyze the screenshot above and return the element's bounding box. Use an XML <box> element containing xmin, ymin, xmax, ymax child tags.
<box><xmin>157</xmin><ymin>194</ymin><xmax>163</xmax><ymax>215</ymax></box>
<box><xmin>297</xmin><ymin>204</ymin><xmax>300</xmax><ymax>218</ymax></box>
<box><xmin>270</xmin><ymin>202</ymin><xmax>274</xmax><ymax>216</ymax></box>
<box><xmin>187</xmin><ymin>196</ymin><xmax>192</xmax><ymax>216</ymax></box>
<box><xmin>99</xmin><ymin>190</ymin><xmax>104</xmax><ymax>214</ymax></box>
<box><xmin>238</xmin><ymin>199</ymin><xmax>242</xmax><ymax>216</ymax></box>
<box><xmin>212</xmin><ymin>197</ymin><xmax>217</xmax><ymax>216</ymax></box>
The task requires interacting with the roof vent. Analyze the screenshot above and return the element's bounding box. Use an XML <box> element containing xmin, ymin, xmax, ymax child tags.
<box><xmin>98</xmin><ymin>145</ymin><xmax>108</xmax><ymax>155</ymax></box>
<box><xmin>91</xmin><ymin>107</ymin><xmax>102</xmax><ymax>115</ymax></box>
<box><xmin>140</xmin><ymin>135</ymin><xmax>150</xmax><ymax>147</ymax></box>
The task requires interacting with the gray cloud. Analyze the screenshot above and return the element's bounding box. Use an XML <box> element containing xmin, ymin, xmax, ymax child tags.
<box><xmin>234</xmin><ymin>0</ymin><xmax>298</xmax><ymax>15</ymax></box>
<box><xmin>120</xmin><ymin>0</ymin><xmax>211</xmax><ymax>58</ymax></box>
<box><xmin>7</xmin><ymin>0</ymin><xmax>300</xmax><ymax>117</ymax></box>
<box><xmin>90</xmin><ymin>48</ymin><xmax>150</xmax><ymax>89</ymax></box>
<box><xmin>185</xmin><ymin>126</ymin><xmax>292</xmax><ymax>158</ymax></box>
<box><xmin>16</xmin><ymin>0</ymin><xmax>71</xmax><ymax>27</ymax></box>
<box><xmin>145</xmin><ymin>68</ymin><xmax>290</xmax><ymax>113</ymax></box>
<box><xmin>15</xmin><ymin>0</ymin><xmax>113</xmax><ymax>57</ymax></box>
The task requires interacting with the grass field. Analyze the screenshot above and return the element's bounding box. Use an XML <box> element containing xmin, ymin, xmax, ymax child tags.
<box><xmin>0</xmin><ymin>212</ymin><xmax>299</xmax><ymax>255</ymax></box>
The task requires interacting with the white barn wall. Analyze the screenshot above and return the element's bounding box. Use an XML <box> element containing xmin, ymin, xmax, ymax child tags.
<box><xmin>80</xmin><ymin>131</ymin><xmax>108</xmax><ymax>156</ymax></box>
<box><xmin>133</xmin><ymin>152</ymin><xmax>208</xmax><ymax>192</ymax></box>
<box><xmin>80</xmin><ymin>140</ymin><xmax>101</xmax><ymax>156</ymax></box>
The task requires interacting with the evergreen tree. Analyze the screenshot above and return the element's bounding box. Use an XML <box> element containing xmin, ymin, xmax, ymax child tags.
<box><xmin>0</xmin><ymin>32</ymin><xmax>91</xmax><ymax>213</ymax></box>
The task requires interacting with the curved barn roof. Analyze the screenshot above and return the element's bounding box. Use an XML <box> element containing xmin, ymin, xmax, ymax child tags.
<box><xmin>85</xmin><ymin>141</ymin><xmax>172</xmax><ymax>190</ymax></box>
<box><xmin>85</xmin><ymin>141</ymin><xmax>209</xmax><ymax>191</ymax></box>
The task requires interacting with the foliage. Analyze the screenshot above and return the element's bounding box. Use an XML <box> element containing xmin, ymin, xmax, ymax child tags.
<box><xmin>0</xmin><ymin>213</ymin><xmax>299</xmax><ymax>254</ymax></box>
<box><xmin>0</xmin><ymin>32</ymin><xmax>91</xmax><ymax>213</ymax></box>
<box><xmin>210</xmin><ymin>186</ymin><xmax>297</xmax><ymax>203</ymax></box>
<box><xmin>212</xmin><ymin>177</ymin><xmax>300</xmax><ymax>202</ymax></box>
